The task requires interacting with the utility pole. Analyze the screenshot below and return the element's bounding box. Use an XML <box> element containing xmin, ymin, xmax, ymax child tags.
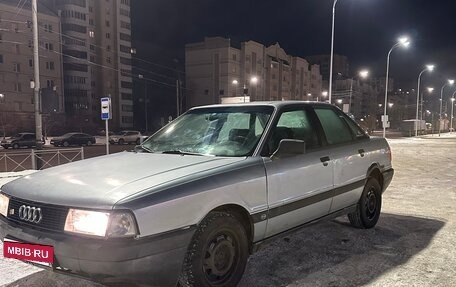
<box><xmin>32</xmin><ymin>0</ymin><xmax>43</xmax><ymax>161</ymax></box>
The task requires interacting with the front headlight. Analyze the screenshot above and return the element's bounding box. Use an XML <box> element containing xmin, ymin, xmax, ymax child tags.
<box><xmin>64</xmin><ymin>209</ymin><xmax>138</xmax><ymax>238</ymax></box>
<box><xmin>0</xmin><ymin>193</ymin><xmax>10</xmax><ymax>218</ymax></box>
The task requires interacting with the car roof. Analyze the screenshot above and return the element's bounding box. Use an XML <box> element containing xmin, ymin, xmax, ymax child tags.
<box><xmin>190</xmin><ymin>101</ymin><xmax>334</xmax><ymax>110</ymax></box>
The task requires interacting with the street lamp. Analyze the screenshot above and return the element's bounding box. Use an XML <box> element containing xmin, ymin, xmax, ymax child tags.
<box><xmin>232</xmin><ymin>76</ymin><xmax>258</xmax><ymax>102</ymax></box>
<box><xmin>328</xmin><ymin>0</ymin><xmax>339</xmax><ymax>104</ymax></box>
<box><xmin>450</xmin><ymin>96</ymin><xmax>456</xmax><ymax>132</ymax></box>
<box><xmin>415</xmin><ymin>64</ymin><xmax>435</xmax><ymax>136</ymax></box>
<box><xmin>349</xmin><ymin>69</ymin><xmax>369</xmax><ymax>113</ymax></box>
<box><xmin>320</xmin><ymin>91</ymin><xmax>328</xmax><ymax>102</ymax></box>
<box><xmin>439</xmin><ymin>79</ymin><xmax>454</xmax><ymax>136</ymax></box>
<box><xmin>382</xmin><ymin>36</ymin><xmax>411</xmax><ymax>138</ymax></box>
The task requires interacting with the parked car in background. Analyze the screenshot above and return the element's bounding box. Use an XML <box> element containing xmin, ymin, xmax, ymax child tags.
<box><xmin>0</xmin><ymin>102</ymin><xmax>393</xmax><ymax>287</ymax></box>
<box><xmin>109</xmin><ymin>130</ymin><xmax>144</xmax><ymax>145</ymax></box>
<box><xmin>50</xmin><ymin>133</ymin><xmax>96</xmax><ymax>147</ymax></box>
<box><xmin>0</xmin><ymin>133</ymin><xmax>41</xmax><ymax>149</ymax></box>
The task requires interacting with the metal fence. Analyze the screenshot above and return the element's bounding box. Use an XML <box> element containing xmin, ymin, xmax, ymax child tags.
<box><xmin>0</xmin><ymin>148</ymin><xmax>84</xmax><ymax>172</ymax></box>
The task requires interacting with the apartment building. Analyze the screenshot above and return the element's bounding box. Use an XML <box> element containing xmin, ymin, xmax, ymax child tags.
<box><xmin>185</xmin><ymin>37</ymin><xmax>323</xmax><ymax>108</ymax></box>
<box><xmin>307</xmin><ymin>54</ymin><xmax>350</xmax><ymax>82</ymax></box>
<box><xmin>0</xmin><ymin>0</ymin><xmax>64</xmax><ymax>134</ymax></box>
<box><xmin>45</xmin><ymin>0</ymin><xmax>133</xmax><ymax>131</ymax></box>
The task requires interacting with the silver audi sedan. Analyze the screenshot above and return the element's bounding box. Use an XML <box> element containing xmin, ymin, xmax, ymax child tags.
<box><xmin>0</xmin><ymin>102</ymin><xmax>393</xmax><ymax>287</ymax></box>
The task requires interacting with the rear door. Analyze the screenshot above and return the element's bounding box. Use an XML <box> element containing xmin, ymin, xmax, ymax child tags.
<box><xmin>263</xmin><ymin>106</ymin><xmax>334</xmax><ymax>237</ymax></box>
<box><xmin>313</xmin><ymin>106</ymin><xmax>369</xmax><ymax>212</ymax></box>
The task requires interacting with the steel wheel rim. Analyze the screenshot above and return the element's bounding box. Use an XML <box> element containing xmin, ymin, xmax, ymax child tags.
<box><xmin>365</xmin><ymin>187</ymin><xmax>377</xmax><ymax>220</ymax></box>
<box><xmin>202</xmin><ymin>231</ymin><xmax>239</xmax><ymax>285</ymax></box>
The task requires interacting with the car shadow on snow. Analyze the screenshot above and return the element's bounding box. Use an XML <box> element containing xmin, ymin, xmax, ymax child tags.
<box><xmin>239</xmin><ymin>213</ymin><xmax>445</xmax><ymax>287</ymax></box>
<box><xmin>5</xmin><ymin>213</ymin><xmax>444</xmax><ymax>287</ymax></box>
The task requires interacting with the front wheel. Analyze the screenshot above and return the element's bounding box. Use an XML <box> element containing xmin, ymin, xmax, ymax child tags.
<box><xmin>348</xmin><ymin>177</ymin><xmax>382</xmax><ymax>229</ymax></box>
<box><xmin>179</xmin><ymin>211</ymin><xmax>249</xmax><ymax>287</ymax></box>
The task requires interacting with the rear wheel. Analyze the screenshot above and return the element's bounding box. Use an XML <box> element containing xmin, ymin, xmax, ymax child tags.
<box><xmin>179</xmin><ymin>211</ymin><xmax>249</xmax><ymax>287</ymax></box>
<box><xmin>348</xmin><ymin>177</ymin><xmax>382</xmax><ymax>229</ymax></box>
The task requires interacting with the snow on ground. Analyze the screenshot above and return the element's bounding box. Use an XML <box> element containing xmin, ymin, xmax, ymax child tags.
<box><xmin>1</xmin><ymin>134</ymin><xmax>456</xmax><ymax>286</ymax></box>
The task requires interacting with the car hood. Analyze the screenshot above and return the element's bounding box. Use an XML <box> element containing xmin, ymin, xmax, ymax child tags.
<box><xmin>2</xmin><ymin>137</ymin><xmax>16</xmax><ymax>142</ymax></box>
<box><xmin>1</xmin><ymin>151</ymin><xmax>245</xmax><ymax>209</ymax></box>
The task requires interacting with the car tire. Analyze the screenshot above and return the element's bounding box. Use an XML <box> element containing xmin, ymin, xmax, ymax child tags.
<box><xmin>63</xmin><ymin>141</ymin><xmax>70</xmax><ymax>147</ymax></box>
<box><xmin>87</xmin><ymin>140</ymin><xmax>93</xmax><ymax>146</ymax></box>
<box><xmin>118</xmin><ymin>139</ymin><xmax>124</xmax><ymax>145</ymax></box>
<box><xmin>179</xmin><ymin>211</ymin><xmax>249</xmax><ymax>287</ymax></box>
<box><xmin>12</xmin><ymin>143</ymin><xmax>19</xmax><ymax>149</ymax></box>
<box><xmin>348</xmin><ymin>177</ymin><xmax>382</xmax><ymax>229</ymax></box>
<box><xmin>3</xmin><ymin>146</ymin><xmax>9</xmax><ymax>149</ymax></box>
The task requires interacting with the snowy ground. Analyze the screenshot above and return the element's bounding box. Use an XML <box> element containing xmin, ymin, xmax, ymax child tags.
<box><xmin>1</xmin><ymin>134</ymin><xmax>456</xmax><ymax>287</ymax></box>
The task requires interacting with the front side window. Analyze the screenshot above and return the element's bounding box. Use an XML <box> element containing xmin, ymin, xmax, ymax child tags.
<box><xmin>264</xmin><ymin>108</ymin><xmax>319</xmax><ymax>156</ymax></box>
<box><xmin>314</xmin><ymin>107</ymin><xmax>353</xmax><ymax>145</ymax></box>
<box><xmin>142</xmin><ymin>106</ymin><xmax>274</xmax><ymax>157</ymax></box>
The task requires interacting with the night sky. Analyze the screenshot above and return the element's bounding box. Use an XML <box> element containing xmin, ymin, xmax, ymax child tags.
<box><xmin>131</xmin><ymin>0</ymin><xmax>456</xmax><ymax>125</ymax></box>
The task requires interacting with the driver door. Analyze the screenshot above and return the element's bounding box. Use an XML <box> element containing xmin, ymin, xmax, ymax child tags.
<box><xmin>263</xmin><ymin>107</ymin><xmax>334</xmax><ymax>237</ymax></box>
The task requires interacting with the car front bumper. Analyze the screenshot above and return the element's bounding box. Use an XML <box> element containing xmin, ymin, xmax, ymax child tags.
<box><xmin>0</xmin><ymin>216</ymin><xmax>195</xmax><ymax>286</ymax></box>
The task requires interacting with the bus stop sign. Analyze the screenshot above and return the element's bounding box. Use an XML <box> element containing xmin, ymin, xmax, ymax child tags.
<box><xmin>101</xmin><ymin>97</ymin><xmax>111</xmax><ymax>120</ymax></box>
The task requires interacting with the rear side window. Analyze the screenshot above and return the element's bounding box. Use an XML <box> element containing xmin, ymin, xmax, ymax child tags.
<box><xmin>314</xmin><ymin>107</ymin><xmax>353</xmax><ymax>145</ymax></box>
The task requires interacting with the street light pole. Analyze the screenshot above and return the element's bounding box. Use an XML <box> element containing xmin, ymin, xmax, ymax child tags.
<box><xmin>450</xmin><ymin>96</ymin><xmax>455</xmax><ymax>132</ymax></box>
<box><xmin>328</xmin><ymin>0</ymin><xmax>338</xmax><ymax>104</ymax></box>
<box><xmin>383</xmin><ymin>37</ymin><xmax>410</xmax><ymax>138</ymax></box>
<box><xmin>439</xmin><ymin>80</ymin><xmax>454</xmax><ymax>136</ymax></box>
<box><xmin>415</xmin><ymin>65</ymin><xmax>435</xmax><ymax>136</ymax></box>
<box><xmin>32</xmin><ymin>0</ymin><xmax>42</xmax><ymax>150</ymax></box>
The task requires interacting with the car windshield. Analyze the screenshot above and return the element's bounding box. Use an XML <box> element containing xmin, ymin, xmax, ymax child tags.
<box><xmin>142</xmin><ymin>106</ymin><xmax>274</xmax><ymax>157</ymax></box>
<box><xmin>116</xmin><ymin>131</ymin><xmax>128</xmax><ymax>135</ymax></box>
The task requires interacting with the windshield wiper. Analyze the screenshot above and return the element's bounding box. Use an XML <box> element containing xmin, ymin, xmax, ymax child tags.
<box><xmin>161</xmin><ymin>150</ymin><xmax>205</xmax><ymax>156</ymax></box>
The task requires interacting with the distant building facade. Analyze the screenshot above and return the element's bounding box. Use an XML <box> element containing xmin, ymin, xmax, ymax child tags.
<box><xmin>45</xmin><ymin>0</ymin><xmax>134</xmax><ymax>132</ymax></box>
<box><xmin>185</xmin><ymin>37</ymin><xmax>323</xmax><ymax>108</ymax></box>
<box><xmin>0</xmin><ymin>0</ymin><xmax>64</xmax><ymax>135</ymax></box>
<box><xmin>307</xmin><ymin>54</ymin><xmax>350</xmax><ymax>82</ymax></box>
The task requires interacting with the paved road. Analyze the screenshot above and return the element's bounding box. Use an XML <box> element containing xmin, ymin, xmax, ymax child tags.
<box><xmin>1</xmin><ymin>135</ymin><xmax>456</xmax><ymax>286</ymax></box>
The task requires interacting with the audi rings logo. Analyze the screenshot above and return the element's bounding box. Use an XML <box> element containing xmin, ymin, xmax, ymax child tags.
<box><xmin>18</xmin><ymin>205</ymin><xmax>43</xmax><ymax>224</ymax></box>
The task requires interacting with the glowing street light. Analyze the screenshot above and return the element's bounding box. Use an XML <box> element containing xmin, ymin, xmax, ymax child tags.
<box><xmin>383</xmin><ymin>36</ymin><xmax>411</xmax><ymax>138</ymax></box>
<box><xmin>439</xmin><ymin>79</ymin><xmax>454</xmax><ymax>136</ymax></box>
<box><xmin>349</xmin><ymin>69</ymin><xmax>370</xmax><ymax>113</ymax></box>
<box><xmin>232</xmin><ymin>76</ymin><xmax>259</xmax><ymax>102</ymax></box>
<box><xmin>415</xmin><ymin>64</ymin><xmax>435</xmax><ymax>136</ymax></box>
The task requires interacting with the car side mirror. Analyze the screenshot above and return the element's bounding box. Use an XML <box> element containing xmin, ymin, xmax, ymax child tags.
<box><xmin>271</xmin><ymin>139</ymin><xmax>306</xmax><ymax>159</ymax></box>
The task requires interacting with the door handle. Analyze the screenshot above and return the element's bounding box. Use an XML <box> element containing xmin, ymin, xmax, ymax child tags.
<box><xmin>320</xmin><ymin>156</ymin><xmax>330</xmax><ymax>166</ymax></box>
<box><xmin>358</xmin><ymin>149</ymin><xmax>365</xmax><ymax>157</ymax></box>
